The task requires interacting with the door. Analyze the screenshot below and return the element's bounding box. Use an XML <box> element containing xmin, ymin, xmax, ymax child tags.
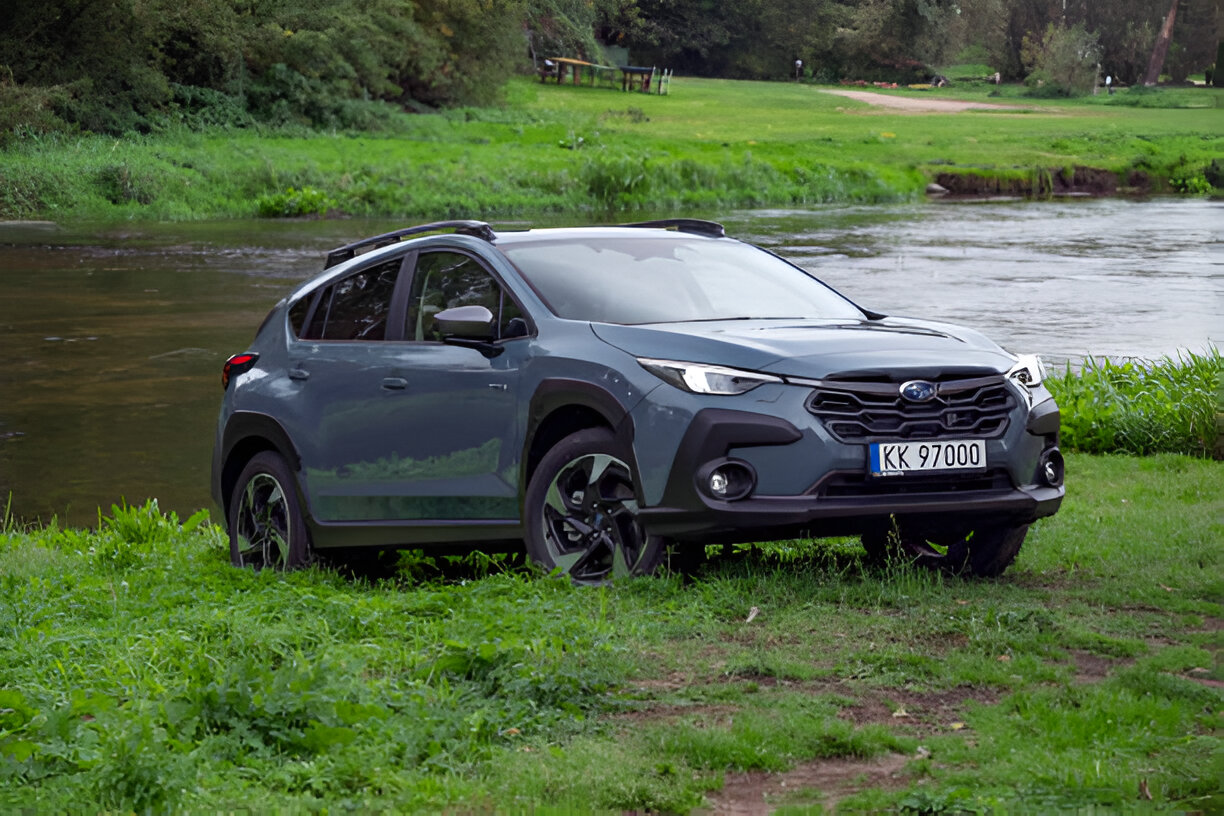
<box><xmin>293</xmin><ymin>249</ymin><xmax>529</xmax><ymax>522</ymax></box>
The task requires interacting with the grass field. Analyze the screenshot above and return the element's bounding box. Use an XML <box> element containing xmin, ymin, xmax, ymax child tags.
<box><xmin>1</xmin><ymin>452</ymin><xmax>1220</xmax><ymax>813</ymax></box>
<box><xmin>1</xmin><ymin>78</ymin><xmax>1221</xmax><ymax>221</ymax></box>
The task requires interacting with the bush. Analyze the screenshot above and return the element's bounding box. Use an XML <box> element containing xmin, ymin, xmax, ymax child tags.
<box><xmin>1047</xmin><ymin>348</ymin><xmax>1222</xmax><ymax>457</ymax></box>
<box><xmin>256</xmin><ymin>186</ymin><xmax>335</xmax><ymax>217</ymax></box>
<box><xmin>0</xmin><ymin>79</ymin><xmax>75</xmax><ymax>147</ymax></box>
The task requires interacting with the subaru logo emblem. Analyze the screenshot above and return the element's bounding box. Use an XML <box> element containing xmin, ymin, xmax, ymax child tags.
<box><xmin>900</xmin><ymin>380</ymin><xmax>937</xmax><ymax>402</ymax></box>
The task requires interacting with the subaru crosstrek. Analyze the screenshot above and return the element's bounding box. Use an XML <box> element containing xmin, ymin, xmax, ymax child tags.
<box><xmin>212</xmin><ymin>219</ymin><xmax>1064</xmax><ymax>581</ymax></box>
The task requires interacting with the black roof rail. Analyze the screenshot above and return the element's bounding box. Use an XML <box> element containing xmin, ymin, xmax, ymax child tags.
<box><xmin>618</xmin><ymin>218</ymin><xmax>726</xmax><ymax>238</ymax></box>
<box><xmin>323</xmin><ymin>220</ymin><xmax>496</xmax><ymax>269</ymax></box>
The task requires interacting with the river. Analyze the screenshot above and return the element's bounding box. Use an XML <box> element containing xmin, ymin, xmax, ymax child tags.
<box><xmin>1</xmin><ymin>198</ymin><xmax>1220</xmax><ymax>526</ymax></box>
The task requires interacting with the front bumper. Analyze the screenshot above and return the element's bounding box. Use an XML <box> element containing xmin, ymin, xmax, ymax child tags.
<box><xmin>631</xmin><ymin>392</ymin><xmax>1064</xmax><ymax>543</ymax></box>
<box><xmin>638</xmin><ymin>481</ymin><xmax>1064</xmax><ymax>541</ymax></box>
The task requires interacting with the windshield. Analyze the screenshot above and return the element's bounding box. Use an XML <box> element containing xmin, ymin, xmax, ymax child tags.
<box><xmin>500</xmin><ymin>236</ymin><xmax>864</xmax><ymax>324</ymax></box>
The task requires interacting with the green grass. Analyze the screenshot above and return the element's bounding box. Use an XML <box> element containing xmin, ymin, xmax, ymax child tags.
<box><xmin>1</xmin><ymin>453</ymin><xmax>1220</xmax><ymax>812</ymax></box>
<box><xmin>1</xmin><ymin>77</ymin><xmax>1221</xmax><ymax>221</ymax></box>
<box><xmin>1048</xmin><ymin>347</ymin><xmax>1223</xmax><ymax>457</ymax></box>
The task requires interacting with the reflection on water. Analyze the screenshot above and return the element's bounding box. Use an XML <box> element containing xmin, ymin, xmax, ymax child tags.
<box><xmin>0</xmin><ymin>199</ymin><xmax>1220</xmax><ymax>526</ymax></box>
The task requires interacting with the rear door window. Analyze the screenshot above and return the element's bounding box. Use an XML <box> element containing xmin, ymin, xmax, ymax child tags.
<box><xmin>299</xmin><ymin>258</ymin><xmax>404</xmax><ymax>341</ymax></box>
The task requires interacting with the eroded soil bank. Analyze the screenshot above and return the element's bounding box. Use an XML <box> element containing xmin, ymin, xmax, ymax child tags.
<box><xmin>931</xmin><ymin>165</ymin><xmax>1152</xmax><ymax>197</ymax></box>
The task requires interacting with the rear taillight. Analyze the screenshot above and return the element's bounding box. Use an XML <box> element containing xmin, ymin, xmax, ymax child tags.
<box><xmin>222</xmin><ymin>353</ymin><xmax>259</xmax><ymax>389</ymax></box>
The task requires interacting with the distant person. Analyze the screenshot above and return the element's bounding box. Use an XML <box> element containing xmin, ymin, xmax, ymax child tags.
<box><xmin>1106</xmin><ymin>74</ymin><xmax>1113</xmax><ymax>94</ymax></box>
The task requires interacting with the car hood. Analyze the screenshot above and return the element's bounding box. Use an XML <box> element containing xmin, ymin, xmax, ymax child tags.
<box><xmin>591</xmin><ymin>318</ymin><xmax>1016</xmax><ymax>380</ymax></box>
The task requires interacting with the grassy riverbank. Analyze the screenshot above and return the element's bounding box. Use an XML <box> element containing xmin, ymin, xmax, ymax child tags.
<box><xmin>1</xmin><ymin>452</ymin><xmax>1220</xmax><ymax>812</ymax></box>
<box><xmin>1</xmin><ymin>78</ymin><xmax>1221</xmax><ymax>221</ymax></box>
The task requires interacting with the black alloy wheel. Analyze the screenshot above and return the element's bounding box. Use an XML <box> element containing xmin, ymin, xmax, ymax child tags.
<box><xmin>525</xmin><ymin>428</ymin><xmax>667</xmax><ymax>584</ymax></box>
<box><xmin>228</xmin><ymin>451</ymin><xmax>311</xmax><ymax>569</ymax></box>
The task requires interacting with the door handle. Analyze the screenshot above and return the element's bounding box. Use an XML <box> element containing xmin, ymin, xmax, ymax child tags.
<box><xmin>288</xmin><ymin>367</ymin><xmax>310</xmax><ymax>381</ymax></box>
<box><xmin>382</xmin><ymin>377</ymin><xmax>408</xmax><ymax>390</ymax></box>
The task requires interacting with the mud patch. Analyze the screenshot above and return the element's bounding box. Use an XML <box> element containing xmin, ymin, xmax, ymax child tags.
<box><xmin>1070</xmin><ymin>650</ymin><xmax>1121</xmax><ymax>684</ymax></box>
<box><xmin>834</xmin><ymin>685</ymin><xmax>1000</xmax><ymax>735</ymax></box>
<box><xmin>700</xmin><ymin>753</ymin><xmax>912</xmax><ymax>815</ymax></box>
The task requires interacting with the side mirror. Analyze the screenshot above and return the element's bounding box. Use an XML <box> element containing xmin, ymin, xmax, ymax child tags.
<box><xmin>433</xmin><ymin>305</ymin><xmax>496</xmax><ymax>341</ymax></box>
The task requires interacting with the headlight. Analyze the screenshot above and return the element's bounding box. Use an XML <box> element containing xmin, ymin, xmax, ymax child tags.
<box><xmin>1007</xmin><ymin>354</ymin><xmax>1046</xmax><ymax>387</ymax></box>
<box><xmin>638</xmin><ymin>358</ymin><xmax>782</xmax><ymax>395</ymax></box>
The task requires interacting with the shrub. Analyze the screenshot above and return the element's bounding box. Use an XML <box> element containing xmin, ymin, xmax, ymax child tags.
<box><xmin>256</xmin><ymin>186</ymin><xmax>335</xmax><ymax>217</ymax></box>
<box><xmin>0</xmin><ymin>79</ymin><xmax>75</xmax><ymax>147</ymax></box>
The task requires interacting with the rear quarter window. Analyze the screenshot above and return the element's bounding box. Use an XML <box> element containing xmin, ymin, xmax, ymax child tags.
<box><xmin>288</xmin><ymin>296</ymin><xmax>313</xmax><ymax>338</ymax></box>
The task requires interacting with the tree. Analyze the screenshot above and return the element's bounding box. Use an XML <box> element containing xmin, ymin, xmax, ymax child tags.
<box><xmin>1142</xmin><ymin>0</ymin><xmax>1179</xmax><ymax>84</ymax></box>
<box><xmin>1021</xmin><ymin>22</ymin><xmax>1102</xmax><ymax>95</ymax></box>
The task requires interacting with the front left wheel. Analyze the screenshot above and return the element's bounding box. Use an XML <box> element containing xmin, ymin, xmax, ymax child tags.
<box><xmin>228</xmin><ymin>451</ymin><xmax>311</xmax><ymax>569</ymax></box>
<box><xmin>524</xmin><ymin>428</ymin><xmax>668</xmax><ymax>584</ymax></box>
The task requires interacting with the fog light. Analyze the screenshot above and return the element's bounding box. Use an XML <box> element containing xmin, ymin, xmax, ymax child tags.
<box><xmin>698</xmin><ymin>460</ymin><xmax>757</xmax><ymax>501</ymax></box>
<box><xmin>1039</xmin><ymin>448</ymin><xmax>1065</xmax><ymax>487</ymax></box>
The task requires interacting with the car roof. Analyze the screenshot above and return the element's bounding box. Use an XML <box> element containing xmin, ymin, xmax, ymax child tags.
<box><xmin>323</xmin><ymin>218</ymin><xmax>728</xmax><ymax>269</ymax></box>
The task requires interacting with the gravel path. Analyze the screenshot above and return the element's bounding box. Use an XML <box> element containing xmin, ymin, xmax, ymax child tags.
<box><xmin>820</xmin><ymin>88</ymin><xmax>1028</xmax><ymax>113</ymax></box>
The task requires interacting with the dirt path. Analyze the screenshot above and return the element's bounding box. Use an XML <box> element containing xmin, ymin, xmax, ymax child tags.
<box><xmin>820</xmin><ymin>89</ymin><xmax>1028</xmax><ymax>113</ymax></box>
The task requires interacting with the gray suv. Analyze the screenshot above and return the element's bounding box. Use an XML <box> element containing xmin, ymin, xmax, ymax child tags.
<box><xmin>212</xmin><ymin>219</ymin><xmax>1063</xmax><ymax>581</ymax></box>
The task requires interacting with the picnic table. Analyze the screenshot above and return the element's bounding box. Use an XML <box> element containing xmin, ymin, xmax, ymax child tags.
<box><xmin>619</xmin><ymin>65</ymin><xmax>655</xmax><ymax>92</ymax></box>
<box><xmin>540</xmin><ymin>58</ymin><xmax>672</xmax><ymax>95</ymax></box>
<box><xmin>542</xmin><ymin>57</ymin><xmax>617</xmax><ymax>87</ymax></box>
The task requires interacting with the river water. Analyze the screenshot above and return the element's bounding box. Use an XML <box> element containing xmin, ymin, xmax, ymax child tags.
<box><xmin>1</xmin><ymin>198</ymin><xmax>1220</xmax><ymax>527</ymax></box>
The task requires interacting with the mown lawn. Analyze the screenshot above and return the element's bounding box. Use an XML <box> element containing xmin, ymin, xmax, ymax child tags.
<box><xmin>1</xmin><ymin>452</ymin><xmax>1220</xmax><ymax>812</ymax></box>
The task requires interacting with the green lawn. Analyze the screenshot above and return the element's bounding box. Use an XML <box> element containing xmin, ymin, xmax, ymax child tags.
<box><xmin>1</xmin><ymin>77</ymin><xmax>1220</xmax><ymax>221</ymax></box>
<box><xmin>2</xmin><ymin>452</ymin><xmax>1220</xmax><ymax>812</ymax></box>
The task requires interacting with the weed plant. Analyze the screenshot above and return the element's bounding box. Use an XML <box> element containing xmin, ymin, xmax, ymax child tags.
<box><xmin>1</xmin><ymin>454</ymin><xmax>1220</xmax><ymax>812</ymax></box>
<box><xmin>1048</xmin><ymin>347</ymin><xmax>1222</xmax><ymax>457</ymax></box>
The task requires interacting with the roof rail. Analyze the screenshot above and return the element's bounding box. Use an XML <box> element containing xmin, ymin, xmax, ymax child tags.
<box><xmin>619</xmin><ymin>218</ymin><xmax>726</xmax><ymax>238</ymax></box>
<box><xmin>324</xmin><ymin>220</ymin><xmax>496</xmax><ymax>269</ymax></box>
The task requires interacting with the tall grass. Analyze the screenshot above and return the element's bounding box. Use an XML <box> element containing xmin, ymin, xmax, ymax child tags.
<box><xmin>1048</xmin><ymin>347</ymin><xmax>1222</xmax><ymax>457</ymax></box>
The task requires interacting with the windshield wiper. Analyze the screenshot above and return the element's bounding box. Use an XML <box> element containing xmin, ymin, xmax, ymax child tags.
<box><xmin>667</xmin><ymin>316</ymin><xmax>808</xmax><ymax>323</ymax></box>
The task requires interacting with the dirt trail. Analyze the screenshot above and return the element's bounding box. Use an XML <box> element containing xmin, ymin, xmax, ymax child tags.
<box><xmin>820</xmin><ymin>89</ymin><xmax>1028</xmax><ymax>113</ymax></box>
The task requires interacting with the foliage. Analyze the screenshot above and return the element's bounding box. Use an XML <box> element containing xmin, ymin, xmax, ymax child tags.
<box><xmin>1047</xmin><ymin>348</ymin><xmax>1222</xmax><ymax>457</ymax></box>
<box><xmin>0</xmin><ymin>452</ymin><xmax>1221</xmax><ymax>811</ymax></box>
<box><xmin>256</xmin><ymin>186</ymin><xmax>336</xmax><ymax>218</ymax></box>
<box><xmin>0</xmin><ymin>79</ymin><xmax>76</xmax><ymax>148</ymax></box>
<box><xmin>1020</xmin><ymin>23</ymin><xmax>1103</xmax><ymax>96</ymax></box>
<box><xmin>0</xmin><ymin>0</ymin><xmax>1221</xmax><ymax>136</ymax></box>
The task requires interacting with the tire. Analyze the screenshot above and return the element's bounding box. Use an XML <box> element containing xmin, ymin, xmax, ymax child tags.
<box><xmin>228</xmin><ymin>451</ymin><xmax>311</xmax><ymax>569</ymax></box>
<box><xmin>862</xmin><ymin>519</ymin><xmax>1028</xmax><ymax>578</ymax></box>
<box><xmin>524</xmin><ymin>427</ymin><xmax>668</xmax><ymax>584</ymax></box>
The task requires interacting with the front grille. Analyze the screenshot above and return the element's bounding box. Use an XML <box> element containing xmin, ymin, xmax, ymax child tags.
<box><xmin>815</xmin><ymin>469</ymin><xmax>1012</xmax><ymax>498</ymax></box>
<box><xmin>806</xmin><ymin>375</ymin><xmax>1015</xmax><ymax>442</ymax></box>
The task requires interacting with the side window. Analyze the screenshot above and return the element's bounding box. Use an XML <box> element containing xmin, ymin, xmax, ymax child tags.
<box><xmin>288</xmin><ymin>295</ymin><xmax>313</xmax><ymax>338</ymax></box>
<box><xmin>405</xmin><ymin>251</ymin><xmax>526</xmax><ymax>341</ymax></box>
<box><xmin>303</xmin><ymin>259</ymin><xmax>401</xmax><ymax>341</ymax></box>
<box><xmin>301</xmin><ymin>286</ymin><xmax>332</xmax><ymax>340</ymax></box>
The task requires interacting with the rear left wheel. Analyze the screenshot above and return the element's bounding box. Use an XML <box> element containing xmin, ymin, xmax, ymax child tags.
<box><xmin>228</xmin><ymin>451</ymin><xmax>311</xmax><ymax>569</ymax></box>
<box><xmin>524</xmin><ymin>428</ymin><xmax>667</xmax><ymax>584</ymax></box>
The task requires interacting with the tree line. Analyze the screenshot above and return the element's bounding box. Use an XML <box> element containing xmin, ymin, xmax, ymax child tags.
<box><xmin>1</xmin><ymin>0</ymin><xmax>1219</xmax><ymax>138</ymax></box>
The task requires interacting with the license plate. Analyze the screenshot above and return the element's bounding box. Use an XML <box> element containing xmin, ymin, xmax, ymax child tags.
<box><xmin>869</xmin><ymin>439</ymin><xmax>986</xmax><ymax>476</ymax></box>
